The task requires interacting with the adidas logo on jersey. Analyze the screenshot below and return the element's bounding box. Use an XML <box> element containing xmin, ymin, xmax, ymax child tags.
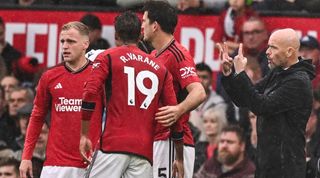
<box><xmin>54</xmin><ymin>83</ymin><xmax>62</xmax><ymax>89</ymax></box>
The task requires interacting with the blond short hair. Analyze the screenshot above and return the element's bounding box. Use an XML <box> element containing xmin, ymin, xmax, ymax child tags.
<box><xmin>61</xmin><ymin>21</ymin><xmax>89</xmax><ymax>37</ymax></box>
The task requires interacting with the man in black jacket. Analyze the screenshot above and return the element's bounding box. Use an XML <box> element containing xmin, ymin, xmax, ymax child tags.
<box><xmin>0</xmin><ymin>17</ymin><xmax>22</xmax><ymax>75</ymax></box>
<box><xmin>219</xmin><ymin>28</ymin><xmax>315</xmax><ymax>178</ymax></box>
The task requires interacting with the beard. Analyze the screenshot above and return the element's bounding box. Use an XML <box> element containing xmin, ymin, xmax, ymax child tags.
<box><xmin>217</xmin><ymin>149</ymin><xmax>241</xmax><ymax>165</ymax></box>
<box><xmin>268</xmin><ymin>61</ymin><xmax>275</xmax><ymax>69</ymax></box>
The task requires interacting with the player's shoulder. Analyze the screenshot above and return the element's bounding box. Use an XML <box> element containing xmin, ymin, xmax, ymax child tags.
<box><xmin>164</xmin><ymin>40</ymin><xmax>193</xmax><ymax>62</ymax></box>
<box><xmin>38</xmin><ymin>62</ymin><xmax>65</xmax><ymax>82</ymax></box>
<box><xmin>97</xmin><ymin>46</ymin><xmax>138</xmax><ymax>59</ymax></box>
<box><xmin>96</xmin><ymin>47</ymin><xmax>117</xmax><ymax>58</ymax></box>
<box><xmin>44</xmin><ymin>62</ymin><xmax>65</xmax><ymax>74</ymax></box>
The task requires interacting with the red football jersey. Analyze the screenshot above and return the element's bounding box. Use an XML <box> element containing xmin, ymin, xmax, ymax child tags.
<box><xmin>22</xmin><ymin>61</ymin><xmax>103</xmax><ymax>168</ymax></box>
<box><xmin>152</xmin><ymin>39</ymin><xmax>201</xmax><ymax>146</ymax></box>
<box><xmin>82</xmin><ymin>45</ymin><xmax>177</xmax><ymax>163</ymax></box>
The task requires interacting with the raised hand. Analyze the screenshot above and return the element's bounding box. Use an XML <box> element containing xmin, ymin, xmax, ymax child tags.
<box><xmin>218</xmin><ymin>42</ymin><xmax>234</xmax><ymax>76</ymax></box>
<box><xmin>233</xmin><ymin>43</ymin><xmax>247</xmax><ymax>74</ymax></box>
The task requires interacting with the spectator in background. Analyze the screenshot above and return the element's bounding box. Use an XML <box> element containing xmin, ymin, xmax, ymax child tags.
<box><xmin>13</xmin><ymin>103</ymin><xmax>48</xmax><ymax>175</ymax></box>
<box><xmin>7</xmin><ymin>87</ymin><xmax>34</xmax><ymax>121</ymax></box>
<box><xmin>13</xmin><ymin>56</ymin><xmax>42</xmax><ymax>85</ymax></box>
<box><xmin>80</xmin><ymin>13</ymin><xmax>110</xmax><ymax>52</ymax></box>
<box><xmin>0</xmin><ymin>0</ymin><xmax>15</xmax><ymax>5</ymax></box>
<box><xmin>0</xmin><ymin>17</ymin><xmax>22</xmax><ymax>75</ymax></box>
<box><xmin>0</xmin><ymin>86</ymin><xmax>6</xmax><ymax>115</ymax></box>
<box><xmin>240</xmin><ymin>17</ymin><xmax>269</xmax><ymax>76</ymax></box>
<box><xmin>0</xmin><ymin>86</ymin><xmax>8</xmax><ymax>147</ymax></box>
<box><xmin>253</xmin><ymin>0</ymin><xmax>305</xmax><ymax>11</ymax></box>
<box><xmin>246</xmin><ymin>111</ymin><xmax>257</xmax><ymax>163</ymax></box>
<box><xmin>244</xmin><ymin>56</ymin><xmax>263</xmax><ymax>84</ymax></box>
<box><xmin>5</xmin><ymin>87</ymin><xmax>34</xmax><ymax>151</ymax></box>
<box><xmin>248</xmin><ymin>111</ymin><xmax>257</xmax><ymax>150</ymax></box>
<box><xmin>0</xmin><ymin>145</ymin><xmax>15</xmax><ymax>159</ymax></box>
<box><xmin>253</xmin><ymin>0</ymin><xmax>320</xmax><ymax>13</ymax></box>
<box><xmin>116</xmin><ymin>0</ymin><xmax>177</xmax><ymax>9</ymax></box>
<box><xmin>15</xmin><ymin>122</ymin><xmax>49</xmax><ymax>162</ymax></box>
<box><xmin>299</xmin><ymin>35</ymin><xmax>320</xmax><ymax>89</ymax></box>
<box><xmin>0</xmin><ymin>157</ymin><xmax>20</xmax><ymax>178</ymax></box>
<box><xmin>189</xmin><ymin>62</ymin><xmax>226</xmax><ymax>142</ymax></box>
<box><xmin>116</xmin><ymin>0</ymin><xmax>227</xmax><ymax>12</ymax></box>
<box><xmin>0</xmin><ymin>17</ymin><xmax>42</xmax><ymax>84</ymax></box>
<box><xmin>13</xmin><ymin>104</ymin><xmax>48</xmax><ymax>178</ymax></box>
<box><xmin>0</xmin><ymin>76</ymin><xmax>19</xmax><ymax>102</ymax></box>
<box><xmin>177</xmin><ymin>0</ymin><xmax>227</xmax><ymax>12</ymax></box>
<box><xmin>194</xmin><ymin>106</ymin><xmax>228</xmax><ymax>173</ymax></box>
<box><xmin>51</xmin><ymin>0</ymin><xmax>117</xmax><ymax>6</ymax></box>
<box><xmin>194</xmin><ymin>125</ymin><xmax>255</xmax><ymax>178</ymax></box>
<box><xmin>18</xmin><ymin>0</ymin><xmax>36</xmax><ymax>6</ymax></box>
<box><xmin>7</xmin><ymin>0</ymin><xmax>58</xmax><ymax>6</ymax></box>
<box><xmin>0</xmin><ymin>57</ymin><xmax>7</xmax><ymax>80</ymax></box>
<box><xmin>213</xmin><ymin>0</ymin><xmax>258</xmax><ymax>55</ymax></box>
<box><xmin>296</xmin><ymin>0</ymin><xmax>320</xmax><ymax>14</ymax></box>
<box><xmin>13</xmin><ymin>104</ymin><xmax>34</xmax><ymax>151</ymax></box>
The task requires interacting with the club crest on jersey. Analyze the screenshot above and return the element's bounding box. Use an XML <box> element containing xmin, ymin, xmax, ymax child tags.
<box><xmin>180</xmin><ymin>67</ymin><xmax>196</xmax><ymax>78</ymax></box>
<box><xmin>92</xmin><ymin>62</ymin><xmax>101</xmax><ymax>69</ymax></box>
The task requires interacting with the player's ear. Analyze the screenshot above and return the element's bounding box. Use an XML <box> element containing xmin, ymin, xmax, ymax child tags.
<box><xmin>115</xmin><ymin>33</ymin><xmax>119</xmax><ymax>41</ymax></box>
<box><xmin>153</xmin><ymin>21</ymin><xmax>159</xmax><ymax>32</ymax></box>
<box><xmin>83</xmin><ymin>39</ymin><xmax>89</xmax><ymax>50</ymax></box>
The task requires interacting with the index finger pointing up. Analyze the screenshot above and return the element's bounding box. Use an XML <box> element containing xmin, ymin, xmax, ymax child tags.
<box><xmin>238</xmin><ymin>43</ymin><xmax>243</xmax><ymax>57</ymax></box>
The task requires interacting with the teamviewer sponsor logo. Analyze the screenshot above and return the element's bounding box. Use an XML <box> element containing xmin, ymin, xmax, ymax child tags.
<box><xmin>55</xmin><ymin>97</ymin><xmax>82</xmax><ymax>112</ymax></box>
<box><xmin>180</xmin><ymin>67</ymin><xmax>196</xmax><ymax>78</ymax></box>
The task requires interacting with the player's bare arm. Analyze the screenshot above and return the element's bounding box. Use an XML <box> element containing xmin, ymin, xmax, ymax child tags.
<box><xmin>79</xmin><ymin>120</ymin><xmax>93</xmax><ymax>164</ymax></box>
<box><xmin>172</xmin><ymin>139</ymin><xmax>184</xmax><ymax>178</ymax></box>
<box><xmin>155</xmin><ymin>82</ymin><xmax>206</xmax><ymax>127</ymax></box>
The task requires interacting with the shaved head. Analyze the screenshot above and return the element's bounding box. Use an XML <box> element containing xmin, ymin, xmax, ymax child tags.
<box><xmin>271</xmin><ymin>28</ymin><xmax>300</xmax><ymax>50</ymax></box>
<box><xmin>266</xmin><ymin>28</ymin><xmax>300</xmax><ymax>68</ymax></box>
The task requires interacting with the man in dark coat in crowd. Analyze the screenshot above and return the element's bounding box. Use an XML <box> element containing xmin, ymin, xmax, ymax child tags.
<box><xmin>220</xmin><ymin>28</ymin><xmax>315</xmax><ymax>178</ymax></box>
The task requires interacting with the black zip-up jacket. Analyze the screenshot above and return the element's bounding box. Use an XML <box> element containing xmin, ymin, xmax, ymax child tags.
<box><xmin>221</xmin><ymin>59</ymin><xmax>315</xmax><ymax>178</ymax></box>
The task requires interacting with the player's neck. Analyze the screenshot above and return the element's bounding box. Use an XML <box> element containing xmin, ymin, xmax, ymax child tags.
<box><xmin>152</xmin><ymin>33</ymin><xmax>174</xmax><ymax>52</ymax></box>
<box><xmin>121</xmin><ymin>40</ymin><xmax>137</xmax><ymax>47</ymax></box>
<box><xmin>65</xmin><ymin>56</ymin><xmax>88</xmax><ymax>72</ymax></box>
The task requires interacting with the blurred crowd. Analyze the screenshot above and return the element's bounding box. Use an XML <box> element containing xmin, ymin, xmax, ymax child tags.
<box><xmin>1</xmin><ymin>0</ymin><xmax>320</xmax><ymax>177</ymax></box>
<box><xmin>0</xmin><ymin>0</ymin><xmax>320</xmax><ymax>14</ymax></box>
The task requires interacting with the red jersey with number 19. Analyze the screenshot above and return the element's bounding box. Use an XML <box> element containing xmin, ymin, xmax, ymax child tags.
<box><xmin>82</xmin><ymin>45</ymin><xmax>177</xmax><ymax>163</ymax></box>
<box><xmin>22</xmin><ymin>61</ymin><xmax>104</xmax><ymax>168</ymax></box>
<box><xmin>152</xmin><ymin>39</ymin><xmax>201</xmax><ymax>146</ymax></box>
